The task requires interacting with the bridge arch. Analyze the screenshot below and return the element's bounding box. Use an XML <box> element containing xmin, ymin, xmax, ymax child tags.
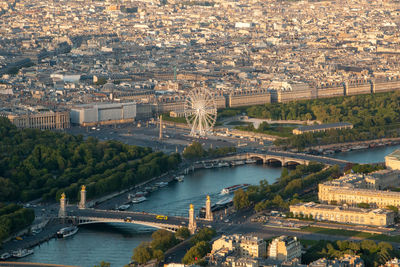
<box><xmin>74</xmin><ymin>217</ymin><xmax>180</xmax><ymax>232</ymax></box>
<box><xmin>283</xmin><ymin>160</ymin><xmax>303</xmax><ymax>167</ymax></box>
<box><xmin>264</xmin><ymin>157</ymin><xmax>283</xmax><ymax>167</ymax></box>
<box><xmin>249</xmin><ymin>155</ymin><xmax>265</xmax><ymax>164</ymax></box>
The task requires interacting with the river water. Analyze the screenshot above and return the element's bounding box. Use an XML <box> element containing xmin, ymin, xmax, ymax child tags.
<box><xmin>17</xmin><ymin>145</ymin><xmax>400</xmax><ymax>266</ymax></box>
<box><xmin>331</xmin><ymin>144</ymin><xmax>400</xmax><ymax>164</ymax></box>
<box><xmin>17</xmin><ymin>165</ymin><xmax>281</xmax><ymax>267</ymax></box>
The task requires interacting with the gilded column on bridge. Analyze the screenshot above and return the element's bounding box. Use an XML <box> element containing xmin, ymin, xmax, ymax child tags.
<box><xmin>205</xmin><ymin>195</ymin><xmax>213</xmax><ymax>221</ymax></box>
<box><xmin>188</xmin><ymin>204</ymin><xmax>197</xmax><ymax>234</ymax></box>
<box><xmin>59</xmin><ymin>192</ymin><xmax>66</xmax><ymax>218</ymax></box>
<box><xmin>79</xmin><ymin>185</ymin><xmax>86</xmax><ymax>209</ymax></box>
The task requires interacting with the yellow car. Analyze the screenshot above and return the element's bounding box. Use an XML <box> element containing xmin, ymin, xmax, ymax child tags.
<box><xmin>155</xmin><ymin>215</ymin><xmax>168</xmax><ymax>220</ymax></box>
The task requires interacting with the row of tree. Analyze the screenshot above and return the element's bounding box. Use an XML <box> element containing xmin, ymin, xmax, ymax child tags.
<box><xmin>132</xmin><ymin>228</ymin><xmax>190</xmax><ymax>264</ymax></box>
<box><xmin>0</xmin><ymin>203</ymin><xmax>35</xmax><ymax>242</ymax></box>
<box><xmin>0</xmin><ymin>118</ymin><xmax>181</xmax><ymax>202</ymax></box>
<box><xmin>182</xmin><ymin>141</ymin><xmax>236</xmax><ymax>160</ymax></box>
<box><xmin>302</xmin><ymin>239</ymin><xmax>399</xmax><ymax>266</ymax></box>
<box><xmin>233</xmin><ymin>163</ymin><xmax>341</xmax><ymax>212</ymax></box>
<box><xmin>220</xmin><ymin>91</ymin><xmax>400</xmax><ymax>148</ymax></box>
<box><xmin>274</xmin><ymin>127</ymin><xmax>400</xmax><ymax>150</ymax></box>
<box><xmin>235</xmin><ymin>121</ymin><xmax>295</xmax><ymax>137</ymax></box>
<box><xmin>182</xmin><ymin>227</ymin><xmax>216</xmax><ymax>265</ymax></box>
<box><xmin>246</xmin><ymin>91</ymin><xmax>400</xmax><ymax>127</ymax></box>
<box><xmin>349</xmin><ymin>163</ymin><xmax>385</xmax><ymax>174</ymax></box>
<box><xmin>132</xmin><ymin>227</ymin><xmax>215</xmax><ymax>265</ymax></box>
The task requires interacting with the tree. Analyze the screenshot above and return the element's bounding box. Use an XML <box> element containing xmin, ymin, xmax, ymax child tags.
<box><xmin>281</xmin><ymin>167</ymin><xmax>289</xmax><ymax>178</ymax></box>
<box><xmin>152</xmin><ymin>249</ymin><xmax>164</xmax><ymax>262</ymax></box>
<box><xmin>233</xmin><ymin>189</ymin><xmax>250</xmax><ymax>210</ymax></box>
<box><xmin>357</xmin><ymin>203</ymin><xmax>370</xmax><ymax>209</ymax></box>
<box><xmin>387</xmin><ymin>205</ymin><xmax>399</xmax><ymax>213</ymax></box>
<box><xmin>132</xmin><ymin>242</ymin><xmax>153</xmax><ymax>264</ymax></box>
<box><xmin>0</xmin><ymin>117</ymin><xmax>181</xmax><ymax>206</ymax></box>
<box><xmin>151</xmin><ymin>229</ymin><xmax>178</xmax><ymax>251</ymax></box>
<box><xmin>182</xmin><ymin>241</ymin><xmax>211</xmax><ymax>265</ymax></box>
<box><xmin>175</xmin><ymin>227</ymin><xmax>190</xmax><ymax>240</ymax></box>
<box><xmin>183</xmin><ymin>142</ymin><xmax>206</xmax><ymax>159</ymax></box>
<box><xmin>93</xmin><ymin>261</ymin><xmax>110</xmax><ymax>267</ymax></box>
<box><xmin>94</xmin><ymin>77</ymin><xmax>107</xmax><ymax>86</ymax></box>
<box><xmin>191</xmin><ymin>227</ymin><xmax>216</xmax><ymax>244</ymax></box>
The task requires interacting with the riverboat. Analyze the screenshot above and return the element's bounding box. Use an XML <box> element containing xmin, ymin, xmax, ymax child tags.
<box><xmin>118</xmin><ymin>204</ymin><xmax>130</xmax><ymax>211</ymax></box>
<box><xmin>134</xmin><ymin>191</ymin><xmax>148</xmax><ymax>197</ymax></box>
<box><xmin>352</xmin><ymin>145</ymin><xmax>369</xmax><ymax>150</ymax></box>
<box><xmin>128</xmin><ymin>191</ymin><xmax>148</xmax><ymax>200</ymax></box>
<box><xmin>322</xmin><ymin>150</ymin><xmax>335</xmax><ymax>155</ymax></box>
<box><xmin>245</xmin><ymin>159</ymin><xmax>257</xmax><ymax>164</ymax></box>
<box><xmin>155</xmin><ymin>182</ymin><xmax>168</xmax><ymax>187</ymax></box>
<box><xmin>175</xmin><ymin>175</ymin><xmax>184</xmax><ymax>182</ymax></box>
<box><xmin>12</xmin><ymin>249</ymin><xmax>34</xmax><ymax>258</ymax></box>
<box><xmin>231</xmin><ymin>160</ymin><xmax>245</xmax><ymax>166</ymax></box>
<box><xmin>220</xmin><ymin>184</ymin><xmax>250</xmax><ymax>195</ymax></box>
<box><xmin>218</xmin><ymin>162</ymin><xmax>229</xmax><ymax>168</ymax></box>
<box><xmin>0</xmin><ymin>252</ymin><xmax>11</xmax><ymax>260</ymax></box>
<box><xmin>57</xmin><ymin>226</ymin><xmax>79</xmax><ymax>238</ymax></box>
<box><xmin>131</xmin><ymin>196</ymin><xmax>147</xmax><ymax>204</ymax></box>
<box><xmin>216</xmin><ymin>196</ymin><xmax>234</xmax><ymax>206</ymax></box>
<box><xmin>204</xmin><ymin>163</ymin><xmax>214</xmax><ymax>169</ymax></box>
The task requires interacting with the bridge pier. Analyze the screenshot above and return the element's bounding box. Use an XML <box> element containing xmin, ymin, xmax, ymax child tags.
<box><xmin>205</xmin><ymin>195</ymin><xmax>213</xmax><ymax>221</ymax></box>
<box><xmin>79</xmin><ymin>185</ymin><xmax>86</xmax><ymax>209</ymax></box>
<box><xmin>188</xmin><ymin>204</ymin><xmax>197</xmax><ymax>234</ymax></box>
<box><xmin>58</xmin><ymin>193</ymin><xmax>66</xmax><ymax>218</ymax></box>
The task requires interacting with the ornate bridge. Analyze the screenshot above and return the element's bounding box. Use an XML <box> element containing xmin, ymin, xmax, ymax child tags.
<box><xmin>224</xmin><ymin>150</ymin><xmax>350</xmax><ymax>167</ymax></box>
<box><xmin>59</xmin><ymin>189</ymin><xmax>215</xmax><ymax>234</ymax></box>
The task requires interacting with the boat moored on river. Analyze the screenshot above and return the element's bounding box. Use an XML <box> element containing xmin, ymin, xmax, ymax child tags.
<box><xmin>57</xmin><ymin>226</ymin><xmax>79</xmax><ymax>238</ymax></box>
<box><xmin>0</xmin><ymin>252</ymin><xmax>11</xmax><ymax>260</ymax></box>
<box><xmin>12</xmin><ymin>249</ymin><xmax>34</xmax><ymax>258</ymax></box>
<box><xmin>175</xmin><ymin>175</ymin><xmax>184</xmax><ymax>182</ymax></box>
<box><xmin>220</xmin><ymin>184</ymin><xmax>250</xmax><ymax>195</ymax></box>
<box><xmin>118</xmin><ymin>204</ymin><xmax>130</xmax><ymax>211</ymax></box>
<box><xmin>131</xmin><ymin>196</ymin><xmax>147</xmax><ymax>204</ymax></box>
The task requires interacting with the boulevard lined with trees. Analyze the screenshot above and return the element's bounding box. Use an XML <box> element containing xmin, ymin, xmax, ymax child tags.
<box><xmin>233</xmin><ymin>162</ymin><xmax>341</xmax><ymax>212</ymax></box>
<box><xmin>0</xmin><ymin>203</ymin><xmax>34</xmax><ymax>243</ymax></box>
<box><xmin>220</xmin><ymin>91</ymin><xmax>400</xmax><ymax>149</ymax></box>
<box><xmin>0</xmin><ymin>117</ymin><xmax>181</xmax><ymax>203</ymax></box>
<box><xmin>182</xmin><ymin>141</ymin><xmax>236</xmax><ymax>160</ymax></box>
<box><xmin>303</xmin><ymin>239</ymin><xmax>400</xmax><ymax>267</ymax></box>
<box><xmin>132</xmin><ymin>227</ymin><xmax>215</xmax><ymax>265</ymax></box>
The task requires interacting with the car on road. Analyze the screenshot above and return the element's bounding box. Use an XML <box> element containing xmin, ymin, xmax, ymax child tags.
<box><xmin>156</xmin><ymin>215</ymin><xmax>168</xmax><ymax>220</ymax></box>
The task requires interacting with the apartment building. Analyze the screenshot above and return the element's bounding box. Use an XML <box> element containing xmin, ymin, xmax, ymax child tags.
<box><xmin>267</xmin><ymin>236</ymin><xmax>302</xmax><ymax>262</ymax></box>
<box><xmin>211</xmin><ymin>234</ymin><xmax>266</xmax><ymax>258</ymax></box>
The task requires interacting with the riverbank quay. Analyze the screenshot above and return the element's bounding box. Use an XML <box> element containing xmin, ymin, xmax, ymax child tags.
<box><xmin>0</xmin><ymin>262</ymin><xmax>78</xmax><ymax>267</ymax></box>
<box><xmin>93</xmin><ymin>162</ymin><xmax>194</xmax><ymax>211</ymax></box>
<box><xmin>0</xmin><ymin>219</ymin><xmax>66</xmax><ymax>259</ymax></box>
<box><xmin>0</xmin><ymin>162</ymin><xmax>193</xmax><ymax>256</ymax></box>
<box><xmin>305</xmin><ymin>137</ymin><xmax>400</xmax><ymax>154</ymax></box>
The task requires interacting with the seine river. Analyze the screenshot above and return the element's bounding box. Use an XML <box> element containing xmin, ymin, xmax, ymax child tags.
<box><xmin>17</xmin><ymin>145</ymin><xmax>400</xmax><ymax>267</ymax></box>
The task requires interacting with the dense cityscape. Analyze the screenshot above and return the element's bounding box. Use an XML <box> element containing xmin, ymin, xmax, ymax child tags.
<box><xmin>2</xmin><ymin>0</ymin><xmax>400</xmax><ymax>266</ymax></box>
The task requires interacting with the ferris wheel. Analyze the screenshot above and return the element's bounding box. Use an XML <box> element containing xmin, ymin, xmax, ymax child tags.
<box><xmin>184</xmin><ymin>88</ymin><xmax>217</xmax><ymax>137</ymax></box>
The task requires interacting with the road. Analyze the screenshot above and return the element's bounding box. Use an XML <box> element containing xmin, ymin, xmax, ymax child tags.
<box><xmin>67</xmin><ymin>207</ymin><xmax>191</xmax><ymax>229</ymax></box>
<box><xmin>65</xmin><ymin>123</ymin><xmax>267</xmax><ymax>154</ymax></box>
